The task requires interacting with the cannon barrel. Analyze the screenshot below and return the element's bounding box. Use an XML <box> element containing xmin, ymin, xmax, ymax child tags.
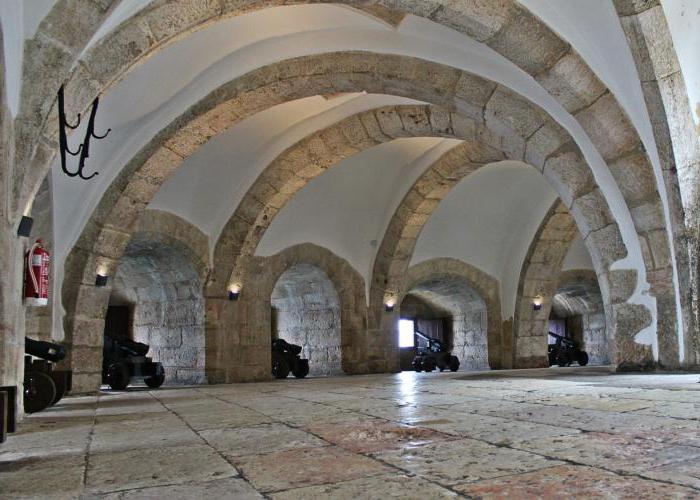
<box><xmin>104</xmin><ymin>336</ymin><xmax>150</xmax><ymax>357</ymax></box>
<box><xmin>415</xmin><ymin>330</ymin><xmax>446</xmax><ymax>353</ymax></box>
<box><xmin>25</xmin><ymin>337</ymin><xmax>66</xmax><ymax>363</ymax></box>
<box><xmin>272</xmin><ymin>338</ymin><xmax>302</xmax><ymax>356</ymax></box>
<box><xmin>548</xmin><ymin>331</ymin><xmax>576</xmax><ymax>347</ymax></box>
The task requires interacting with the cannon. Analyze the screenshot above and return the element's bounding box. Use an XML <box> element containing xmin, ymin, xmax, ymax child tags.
<box><xmin>271</xmin><ymin>339</ymin><xmax>309</xmax><ymax>379</ymax></box>
<box><xmin>102</xmin><ymin>336</ymin><xmax>165</xmax><ymax>390</ymax></box>
<box><xmin>548</xmin><ymin>332</ymin><xmax>589</xmax><ymax>367</ymax></box>
<box><xmin>411</xmin><ymin>330</ymin><xmax>460</xmax><ymax>372</ymax></box>
<box><xmin>24</xmin><ymin>337</ymin><xmax>72</xmax><ymax>413</ymax></box>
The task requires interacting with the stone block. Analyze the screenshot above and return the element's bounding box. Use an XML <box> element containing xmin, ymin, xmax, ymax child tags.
<box><xmin>575</xmin><ymin>93</ymin><xmax>640</xmax><ymax>160</ymax></box>
<box><xmin>645</xmin><ymin>229</ymin><xmax>672</xmax><ymax>269</ymax></box>
<box><xmin>637</xmin><ymin>6</ymin><xmax>681</xmax><ymax>79</ymax></box>
<box><xmin>144</xmin><ymin>0</ymin><xmax>221</xmax><ymax>42</ymax></box>
<box><xmin>71</xmin><ymin>346</ymin><xmax>103</xmax><ymax>373</ymax></box>
<box><xmin>570</xmin><ymin>189</ymin><xmax>614</xmax><ymax>239</ymax></box>
<box><xmin>543</xmin><ymin>150</ymin><xmax>595</xmax><ymax>207</ymax></box>
<box><xmin>487</xmin><ymin>7</ymin><xmax>569</xmax><ymax>75</ymax></box>
<box><xmin>525</xmin><ymin>123</ymin><xmax>570</xmax><ymax>171</ymax></box>
<box><xmin>535</xmin><ymin>51</ymin><xmax>607</xmax><ymax>113</ymax></box>
<box><xmin>608</xmin><ymin>148</ymin><xmax>657</xmax><ymax>204</ymax></box>
<box><xmin>585</xmin><ymin>224</ymin><xmax>628</xmax><ymax>271</ymax></box>
<box><xmin>485</xmin><ymin>89</ymin><xmax>546</xmax><ymax>139</ymax></box>
<box><xmin>630</xmin><ymin>199</ymin><xmax>666</xmax><ymax>232</ymax></box>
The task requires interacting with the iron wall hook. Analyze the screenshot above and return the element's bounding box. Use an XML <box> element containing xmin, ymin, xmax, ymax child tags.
<box><xmin>57</xmin><ymin>85</ymin><xmax>110</xmax><ymax>180</ymax></box>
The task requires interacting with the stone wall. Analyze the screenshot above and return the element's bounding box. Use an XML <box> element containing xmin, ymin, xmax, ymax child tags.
<box><xmin>615</xmin><ymin>0</ymin><xmax>699</xmax><ymax>365</ymax></box>
<box><xmin>206</xmin><ymin>243</ymin><xmax>368</xmax><ymax>383</ymax></box>
<box><xmin>402</xmin><ymin>258</ymin><xmax>501</xmax><ymax>370</ymax></box>
<box><xmin>271</xmin><ymin>263</ymin><xmax>342</xmax><ymax>377</ymax></box>
<box><xmin>401</xmin><ymin>262</ymin><xmax>492</xmax><ymax>372</ymax></box>
<box><xmin>111</xmin><ymin>237</ymin><xmax>206</xmax><ymax>385</ymax></box>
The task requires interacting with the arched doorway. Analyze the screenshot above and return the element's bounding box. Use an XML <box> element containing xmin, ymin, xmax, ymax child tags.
<box><xmin>108</xmin><ymin>237</ymin><xmax>206</xmax><ymax>385</ymax></box>
<box><xmin>549</xmin><ymin>270</ymin><xmax>609</xmax><ymax>366</ymax></box>
<box><xmin>399</xmin><ymin>276</ymin><xmax>489</xmax><ymax>372</ymax></box>
<box><xmin>271</xmin><ymin>263</ymin><xmax>342</xmax><ymax>377</ymax></box>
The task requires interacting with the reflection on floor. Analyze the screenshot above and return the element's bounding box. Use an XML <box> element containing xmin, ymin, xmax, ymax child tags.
<box><xmin>1</xmin><ymin>367</ymin><xmax>700</xmax><ymax>498</ymax></box>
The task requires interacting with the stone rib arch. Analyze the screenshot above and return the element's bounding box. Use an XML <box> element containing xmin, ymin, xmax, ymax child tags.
<box><xmin>64</xmin><ymin>209</ymin><xmax>210</xmax><ymax>391</ymax></box>
<box><xmin>58</xmin><ymin>53</ymin><xmax>661</xmax><ymax>391</ymax></box>
<box><xmin>207</xmin><ymin>242</ymin><xmax>368</xmax><ymax>383</ymax></box>
<box><xmin>513</xmin><ymin>200</ymin><xmax>651</xmax><ymax>370</ymax></box>
<box><xmin>402</xmin><ymin>258</ymin><xmax>502</xmax><ymax>370</ymax></box>
<box><xmin>134</xmin><ymin>209</ymin><xmax>210</xmax><ymax>279</ymax></box>
<box><xmin>15</xmin><ymin>4</ymin><xmax>678</xmax><ymax>303</ymax></box>
<box><xmin>15</xmin><ymin>5</ymin><xmax>681</xmax><ymax>370</ymax></box>
<box><xmin>615</xmin><ymin>0</ymin><xmax>700</xmax><ymax>364</ymax></box>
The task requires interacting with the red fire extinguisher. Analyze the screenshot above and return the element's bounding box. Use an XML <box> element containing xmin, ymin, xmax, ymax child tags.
<box><xmin>25</xmin><ymin>240</ymin><xmax>50</xmax><ymax>306</ymax></box>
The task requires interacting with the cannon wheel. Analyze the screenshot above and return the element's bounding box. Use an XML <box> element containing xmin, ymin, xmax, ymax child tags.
<box><xmin>49</xmin><ymin>371</ymin><xmax>68</xmax><ymax>405</ymax></box>
<box><xmin>448</xmin><ymin>355</ymin><xmax>460</xmax><ymax>372</ymax></box>
<box><xmin>144</xmin><ymin>363</ymin><xmax>165</xmax><ymax>388</ymax></box>
<box><xmin>423</xmin><ymin>357</ymin><xmax>436</xmax><ymax>372</ymax></box>
<box><xmin>272</xmin><ymin>357</ymin><xmax>290</xmax><ymax>379</ymax></box>
<box><xmin>106</xmin><ymin>363</ymin><xmax>130</xmax><ymax>390</ymax></box>
<box><xmin>292</xmin><ymin>359</ymin><xmax>309</xmax><ymax>379</ymax></box>
<box><xmin>24</xmin><ymin>371</ymin><xmax>56</xmax><ymax>413</ymax></box>
<box><xmin>577</xmin><ymin>351</ymin><xmax>589</xmax><ymax>367</ymax></box>
<box><xmin>412</xmin><ymin>357</ymin><xmax>423</xmax><ymax>372</ymax></box>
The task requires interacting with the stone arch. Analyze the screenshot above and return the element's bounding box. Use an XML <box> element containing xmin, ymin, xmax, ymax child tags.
<box><xmin>65</xmin><ymin>210</ymin><xmax>209</xmax><ymax>392</ymax></box>
<box><xmin>206</xmin><ymin>243</ymin><xmax>367</xmax><ymax>383</ymax></box>
<box><xmin>109</xmin><ymin>233</ymin><xmax>206</xmax><ymax>385</ymax></box>
<box><xmin>11</xmin><ymin>2</ymin><xmax>680</xmax><ymax>368</ymax></box>
<box><xmin>271</xmin><ymin>264</ymin><xmax>342</xmax><ymax>377</ymax></box>
<box><xmin>57</xmin><ymin>53</ymin><xmax>660</xmax><ymax>390</ymax></box>
<box><xmin>513</xmin><ymin>201</ymin><xmax>650</xmax><ymax>370</ymax></box>
<box><xmin>208</xmin><ymin>97</ymin><xmax>644</xmax><ymax>373</ymax></box>
<box><xmin>401</xmin><ymin>258</ymin><xmax>502</xmax><ymax>370</ymax></box>
<box><xmin>553</xmin><ymin>269</ymin><xmax>609</xmax><ymax>366</ymax></box>
<box><xmin>15</xmin><ymin>8</ymin><xmax>681</xmax><ymax>357</ymax></box>
<box><xmin>615</xmin><ymin>0</ymin><xmax>700</xmax><ymax>364</ymax></box>
<box><xmin>16</xmin><ymin>0</ymin><xmax>668</xmax><ymax>230</ymax></box>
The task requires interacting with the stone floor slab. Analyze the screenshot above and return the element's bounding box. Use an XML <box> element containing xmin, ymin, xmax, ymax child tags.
<box><xmin>269</xmin><ymin>472</ymin><xmax>459</xmax><ymax>499</ymax></box>
<box><xmin>455</xmin><ymin>464</ymin><xmax>699</xmax><ymax>499</ymax></box>
<box><xmin>201</xmin><ymin>422</ymin><xmax>327</xmax><ymax>457</ymax></box>
<box><xmin>233</xmin><ymin>445</ymin><xmax>390</xmax><ymax>493</ymax></box>
<box><xmin>86</xmin><ymin>444</ymin><xmax>237</xmax><ymax>493</ymax></box>
<box><xmin>88</xmin><ymin>477</ymin><xmax>263</xmax><ymax>499</ymax></box>
<box><xmin>374</xmin><ymin>437</ymin><xmax>562</xmax><ymax>487</ymax></box>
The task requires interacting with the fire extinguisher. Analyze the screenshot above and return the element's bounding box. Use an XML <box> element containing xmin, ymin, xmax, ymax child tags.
<box><xmin>25</xmin><ymin>240</ymin><xmax>50</xmax><ymax>306</ymax></box>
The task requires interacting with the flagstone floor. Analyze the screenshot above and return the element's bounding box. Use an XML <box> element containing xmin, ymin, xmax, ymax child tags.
<box><xmin>2</xmin><ymin>367</ymin><xmax>700</xmax><ymax>499</ymax></box>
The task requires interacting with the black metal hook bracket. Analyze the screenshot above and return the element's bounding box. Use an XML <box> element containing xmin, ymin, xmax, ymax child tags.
<box><xmin>58</xmin><ymin>85</ymin><xmax>111</xmax><ymax>180</ymax></box>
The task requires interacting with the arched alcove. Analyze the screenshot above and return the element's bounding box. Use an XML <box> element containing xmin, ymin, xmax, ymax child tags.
<box><xmin>109</xmin><ymin>237</ymin><xmax>206</xmax><ymax>385</ymax></box>
<box><xmin>550</xmin><ymin>270</ymin><xmax>609</xmax><ymax>366</ymax></box>
<box><xmin>271</xmin><ymin>263</ymin><xmax>342</xmax><ymax>377</ymax></box>
<box><xmin>400</xmin><ymin>276</ymin><xmax>489</xmax><ymax>372</ymax></box>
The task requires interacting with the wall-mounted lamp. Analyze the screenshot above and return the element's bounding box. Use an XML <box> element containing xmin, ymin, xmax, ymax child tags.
<box><xmin>228</xmin><ymin>284</ymin><xmax>241</xmax><ymax>301</ymax></box>
<box><xmin>533</xmin><ymin>295</ymin><xmax>543</xmax><ymax>311</ymax></box>
<box><xmin>384</xmin><ymin>298</ymin><xmax>396</xmax><ymax>312</ymax></box>
<box><xmin>95</xmin><ymin>274</ymin><xmax>109</xmax><ymax>287</ymax></box>
<box><xmin>17</xmin><ymin>216</ymin><xmax>34</xmax><ymax>237</ymax></box>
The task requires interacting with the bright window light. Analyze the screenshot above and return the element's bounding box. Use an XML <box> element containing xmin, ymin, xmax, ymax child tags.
<box><xmin>398</xmin><ymin>319</ymin><xmax>415</xmax><ymax>348</ymax></box>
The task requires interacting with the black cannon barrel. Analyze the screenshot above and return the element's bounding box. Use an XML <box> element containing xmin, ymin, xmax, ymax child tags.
<box><xmin>272</xmin><ymin>338</ymin><xmax>302</xmax><ymax>355</ymax></box>
<box><xmin>548</xmin><ymin>331</ymin><xmax>576</xmax><ymax>347</ymax></box>
<box><xmin>25</xmin><ymin>337</ymin><xmax>67</xmax><ymax>362</ymax></box>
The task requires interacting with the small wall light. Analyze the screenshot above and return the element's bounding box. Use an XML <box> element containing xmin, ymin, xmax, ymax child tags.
<box><xmin>384</xmin><ymin>298</ymin><xmax>396</xmax><ymax>312</ymax></box>
<box><xmin>533</xmin><ymin>295</ymin><xmax>543</xmax><ymax>311</ymax></box>
<box><xmin>95</xmin><ymin>274</ymin><xmax>109</xmax><ymax>287</ymax></box>
<box><xmin>228</xmin><ymin>284</ymin><xmax>241</xmax><ymax>301</ymax></box>
<box><xmin>17</xmin><ymin>216</ymin><xmax>34</xmax><ymax>237</ymax></box>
